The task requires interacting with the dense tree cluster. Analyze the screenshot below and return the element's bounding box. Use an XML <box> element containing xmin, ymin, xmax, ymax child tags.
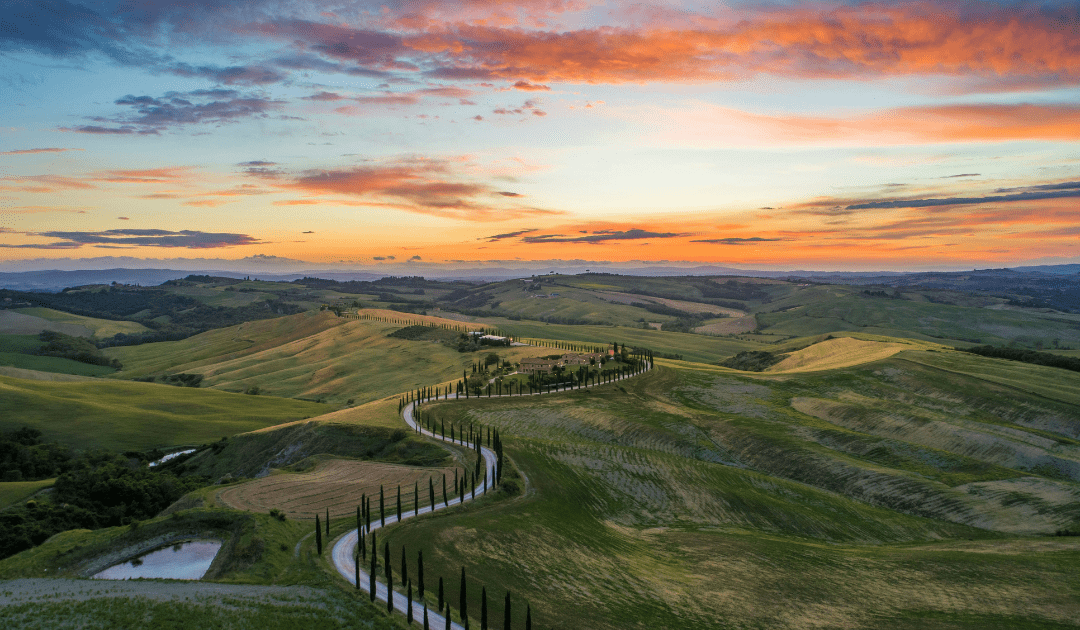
<box><xmin>0</xmin><ymin>445</ymin><xmax>207</xmax><ymax>559</ymax></box>
<box><xmin>35</xmin><ymin>331</ymin><xmax>122</xmax><ymax>369</ymax></box>
<box><xmin>961</xmin><ymin>345</ymin><xmax>1080</xmax><ymax>373</ymax></box>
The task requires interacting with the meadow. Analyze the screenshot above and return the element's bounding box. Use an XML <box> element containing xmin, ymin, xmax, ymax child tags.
<box><xmin>0</xmin><ymin>375</ymin><xmax>329</xmax><ymax>451</ymax></box>
<box><xmin>374</xmin><ymin>343</ymin><xmax>1080</xmax><ymax>629</ymax></box>
<box><xmin>3</xmin><ymin>273</ymin><xmax>1080</xmax><ymax>629</ymax></box>
<box><xmin>0</xmin><ymin>479</ymin><xmax>54</xmax><ymax>510</ymax></box>
<box><xmin>107</xmin><ymin>311</ymin><xmax>554</xmax><ymax>405</ymax></box>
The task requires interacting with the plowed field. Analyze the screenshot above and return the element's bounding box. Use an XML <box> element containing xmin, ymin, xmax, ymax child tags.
<box><xmin>217</xmin><ymin>459</ymin><xmax>462</xmax><ymax>520</ymax></box>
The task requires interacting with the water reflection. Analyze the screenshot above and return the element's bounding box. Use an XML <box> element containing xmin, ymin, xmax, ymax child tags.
<box><xmin>92</xmin><ymin>540</ymin><xmax>221</xmax><ymax>580</ymax></box>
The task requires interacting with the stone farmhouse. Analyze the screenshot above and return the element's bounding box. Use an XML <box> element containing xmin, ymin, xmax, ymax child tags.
<box><xmin>519</xmin><ymin>352</ymin><xmax>607</xmax><ymax>374</ymax></box>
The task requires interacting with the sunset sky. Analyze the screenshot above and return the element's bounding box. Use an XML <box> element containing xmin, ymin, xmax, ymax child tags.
<box><xmin>2</xmin><ymin>0</ymin><xmax>1079</xmax><ymax>271</ymax></box>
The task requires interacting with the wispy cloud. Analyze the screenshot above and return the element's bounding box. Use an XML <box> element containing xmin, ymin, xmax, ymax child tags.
<box><xmin>61</xmin><ymin>89</ymin><xmax>286</xmax><ymax>135</ymax></box>
<box><xmin>0</xmin><ymin>148</ymin><xmax>82</xmax><ymax>155</ymax></box>
<box><xmin>691</xmin><ymin>237</ymin><xmax>786</xmax><ymax>245</ymax></box>
<box><xmin>484</xmin><ymin>228</ymin><xmax>537</xmax><ymax>241</ymax></box>
<box><xmin>522</xmin><ymin>229</ymin><xmax>688</xmax><ymax>244</ymax></box>
<box><xmin>253</xmin><ymin>158</ymin><xmax>561</xmax><ymax>220</ymax></box>
<box><xmin>1</xmin><ymin>229</ymin><xmax>261</xmax><ymax>250</ymax></box>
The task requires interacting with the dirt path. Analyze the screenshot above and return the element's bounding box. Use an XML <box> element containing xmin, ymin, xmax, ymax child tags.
<box><xmin>330</xmin><ymin>358</ymin><xmax>653</xmax><ymax>628</ymax></box>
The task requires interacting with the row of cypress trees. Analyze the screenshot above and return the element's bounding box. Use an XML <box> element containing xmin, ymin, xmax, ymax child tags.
<box><xmin>315</xmin><ymin>345</ymin><xmax>659</xmax><ymax>626</ymax></box>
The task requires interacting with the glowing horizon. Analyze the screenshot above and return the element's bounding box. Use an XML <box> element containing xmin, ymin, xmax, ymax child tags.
<box><xmin>2</xmin><ymin>0</ymin><xmax>1079</xmax><ymax>271</ymax></box>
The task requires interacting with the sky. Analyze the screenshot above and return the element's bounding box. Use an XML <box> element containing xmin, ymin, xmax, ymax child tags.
<box><xmin>1</xmin><ymin>0</ymin><xmax>1079</xmax><ymax>272</ymax></box>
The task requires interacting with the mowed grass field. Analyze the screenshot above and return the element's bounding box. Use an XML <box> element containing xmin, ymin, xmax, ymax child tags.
<box><xmin>375</xmin><ymin>345</ymin><xmax>1080</xmax><ymax>630</ymax></box>
<box><xmin>485</xmin><ymin>318</ymin><xmax>766</xmax><ymax>363</ymax></box>
<box><xmin>0</xmin><ymin>479</ymin><xmax>55</xmax><ymax>510</ymax></box>
<box><xmin>0</xmin><ymin>375</ymin><xmax>330</xmax><ymax>451</ymax></box>
<box><xmin>217</xmin><ymin>459</ymin><xmax>462</xmax><ymax>520</ymax></box>
<box><xmin>10</xmin><ymin>307</ymin><xmax>150</xmax><ymax>337</ymax></box>
<box><xmin>108</xmin><ymin>312</ymin><xmax>555</xmax><ymax>405</ymax></box>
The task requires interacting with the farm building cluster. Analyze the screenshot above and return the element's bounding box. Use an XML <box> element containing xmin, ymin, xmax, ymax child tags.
<box><xmin>519</xmin><ymin>352</ymin><xmax>609</xmax><ymax>374</ymax></box>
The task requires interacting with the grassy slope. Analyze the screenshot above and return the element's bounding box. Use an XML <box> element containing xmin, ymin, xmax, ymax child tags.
<box><xmin>375</xmin><ymin>353</ymin><xmax>1080</xmax><ymax>630</ymax></box>
<box><xmin>109</xmin><ymin>313</ymin><xmax>554</xmax><ymax>405</ymax></box>
<box><xmin>13</xmin><ymin>307</ymin><xmax>150</xmax><ymax>337</ymax></box>
<box><xmin>0</xmin><ymin>375</ymin><xmax>329</xmax><ymax>451</ymax></box>
<box><xmin>486</xmin><ymin>318</ymin><xmax>765</xmax><ymax>363</ymax></box>
<box><xmin>104</xmin><ymin>310</ymin><xmax>347</xmax><ymax>376</ymax></box>
<box><xmin>756</xmin><ymin>289</ymin><xmax>1080</xmax><ymax>347</ymax></box>
<box><xmin>0</xmin><ymin>352</ymin><xmax>116</xmax><ymax>377</ymax></box>
<box><xmin>0</xmin><ymin>478</ymin><xmax>55</xmax><ymax>510</ymax></box>
<box><xmin>0</xmin><ymin>508</ymin><xmax>407</xmax><ymax>629</ymax></box>
<box><xmin>0</xmin><ymin>333</ymin><xmax>117</xmax><ymax>377</ymax></box>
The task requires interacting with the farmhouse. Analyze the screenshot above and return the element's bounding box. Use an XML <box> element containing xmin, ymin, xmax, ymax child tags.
<box><xmin>561</xmin><ymin>352</ymin><xmax>605</xmax><ymax>366</ymax></box>
<box><xmin>520</xmin><ymin>352</ymin><xmax>606</xmax><ymax>373</ymax></box>
<box><xmin>519</xmin><ymin>357</ymin><xmax>562</xmax><ymax>374</ymax></box>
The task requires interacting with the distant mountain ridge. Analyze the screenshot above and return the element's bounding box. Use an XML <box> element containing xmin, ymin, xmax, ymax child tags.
<box><xmin>0</xmin><ymin>264</ymin><xmax>1076</xmax><ymax>293</ymax></box>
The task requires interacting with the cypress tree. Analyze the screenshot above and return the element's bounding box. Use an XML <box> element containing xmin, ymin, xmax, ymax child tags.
<box><xmin>459</xmin><ymin>567</ymin><xmax>468</xmax><ymax>624</ymax></box>
<box><xmin>401</xmin><ymin>545</ymin><xmax>409</xmax><ymax>589</ymax></box>
<box><xmin>429</xmin><ymin>477</ymin><xmax>435</xmax><ymax>509</ymax></box>
<box><xmin>444</xmin><ymin>602</ymin><xmax>451</xmax><ymax>630</ymax></box>
<box><xmin>415</xmin><ymin>480</ymin><xmax>419</xmax><ymax>516</ymax></box>
<box><xmin>438</xmin><ymin>576</ymin><xmax>444</xmax><ymax>611</ymax></box>
<box><xmin>380</xmin><ymin>485</ymin><xmax>386</xmax><ymax>526</ymax></box>
<box><xmin>424</xmin><ymin>605</ymin><xmax>429</xmax><ymax>630</ymax></box>
<box><xmin>355</xmin><ymin>548</ymin><xmax>360</xmax><ymax>590</ymax></box>
<box><xmin>326</xmin><ymin>507</ymin><xmax>330</xmax><ymax>536</ymax></box>
<box><xmin>504</xmin><ymin>591</ymin><xmax>511</xmax><ymax>629</ymax></box>
<box><xmin>397</xmin><ymin>485</ymin><xmax>402</xmax><ymax>521</ymax></box>
<box><xmin>418</xmin><ymin>549</ymin><xmax>425</xmax><ymax>598</ymax></box>
<box><xmin>371</xmin><ymin>530</ymin><xmax>377</xmax><ymax>568</ymax></box>
<box><xmin>358</xmin><ymin>502</ymin><xmax>363</xmax><ymax>535</ymax></box>
<box><xmin>385</xmin><ymin>542</ymin><xmax>393</xmax><ymax>612</ymax></box>
<box><xmin>525</xmin><ymin>604</ymin><xmax>531</xmax><ymax>630</ymax></box>
<box><xmin>369</xmin><ymin>552</ymin><xmax>377</xmax><ymax>602</ymax></box>
<box><xmin>408</xmin><ymin>580</ymin><xmax>414</xmax><ymax>624</ymax></box>
<box><xmin>481</xmin><ymin>587</ymin><xmax>487</xmax><ymax>630</ymax></box>
<box><xmin>443</xmin><ymin>475</ymin><xmax>448</xmax><ymax>507</ymax></box>
<box><xmin>315</xmin><ymin>514</ymin><xmax>322</xmax><ymax>555</ymax></box>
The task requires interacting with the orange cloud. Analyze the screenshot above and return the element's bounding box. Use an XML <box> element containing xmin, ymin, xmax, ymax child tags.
<box><xmin>394</xmin><ymin>3</ymin><xmax>1080</xmax><ymax>85</ymax></box>
<box><xmin>90</xmin><ymin>167</ymin><xmax>195</xmax><ymax>184</ymax></box>
<box><xmin>629</xmin><ymin>102</ymin><xmax>1080</xmax><ymax>147</ymax></box>
<box><xmin>260</xmin><ymin>158</ymin><xmax>561</xmax><ymax>220</ymax></box>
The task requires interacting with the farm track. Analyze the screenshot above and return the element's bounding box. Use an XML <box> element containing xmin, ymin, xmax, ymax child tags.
<box><xmin>331</xmin><ymin>361</ymin><xmax>652</xmax><ymax>629</ymax></box>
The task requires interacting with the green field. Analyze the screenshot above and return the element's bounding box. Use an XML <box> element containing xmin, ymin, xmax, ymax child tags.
<box><xmin>0</xmin><ymin>375</ymin><xmax>330</xmax><ymax>451</ymax></box>
<box><xmin>0</xmin><ymin>352</ymin><xmax>116</xmax><ymax>377</ymax></box>
<box><xmin>0</xmin><ymin>479</ymin><xmax>55</xmax><ymax>510</ymax></box>
<box><xmin>485</xmin><ymin>318</ymin><xmax>765</xmax><ymax>363</ymax></box>
<box><xmin>4</xmin><ymin>272</ymin><xmax>1080</xmax><ymax>629</ymax></box>
<box><xmin>0</xmin><ymin>334</ymin><xmax>118</xmax><ymax>377</ymax></box>
<box><xmin>13</xmin><ymin>307</ymin><xmax>150</xmax><ymax>337</ymax></box>
<box><xmin>372</xmin><ymin>348</ymin><xmax>1080</xmax><ymax>630</ymax></box>
<box><xmin>754</xmin><ymin>290</ymin><xmax>1080</xmax><ymax>347</ymax></box>
<box><xmin>107</xmin><ymin>312</ymin><xmax>557</xmax><ymax>405</ymax></box>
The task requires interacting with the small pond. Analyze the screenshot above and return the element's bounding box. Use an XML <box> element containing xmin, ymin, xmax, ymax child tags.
<box><xmin>92</xmin><ymin>539</ymin><xmax>222</xmax><ymax>580</ymax></box>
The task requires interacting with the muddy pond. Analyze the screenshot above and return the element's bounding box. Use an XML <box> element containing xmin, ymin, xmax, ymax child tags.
<box><xmin>92</xmin><ymin>540</ymin><xmax>221</xmax><ymax>580</ymax></box>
